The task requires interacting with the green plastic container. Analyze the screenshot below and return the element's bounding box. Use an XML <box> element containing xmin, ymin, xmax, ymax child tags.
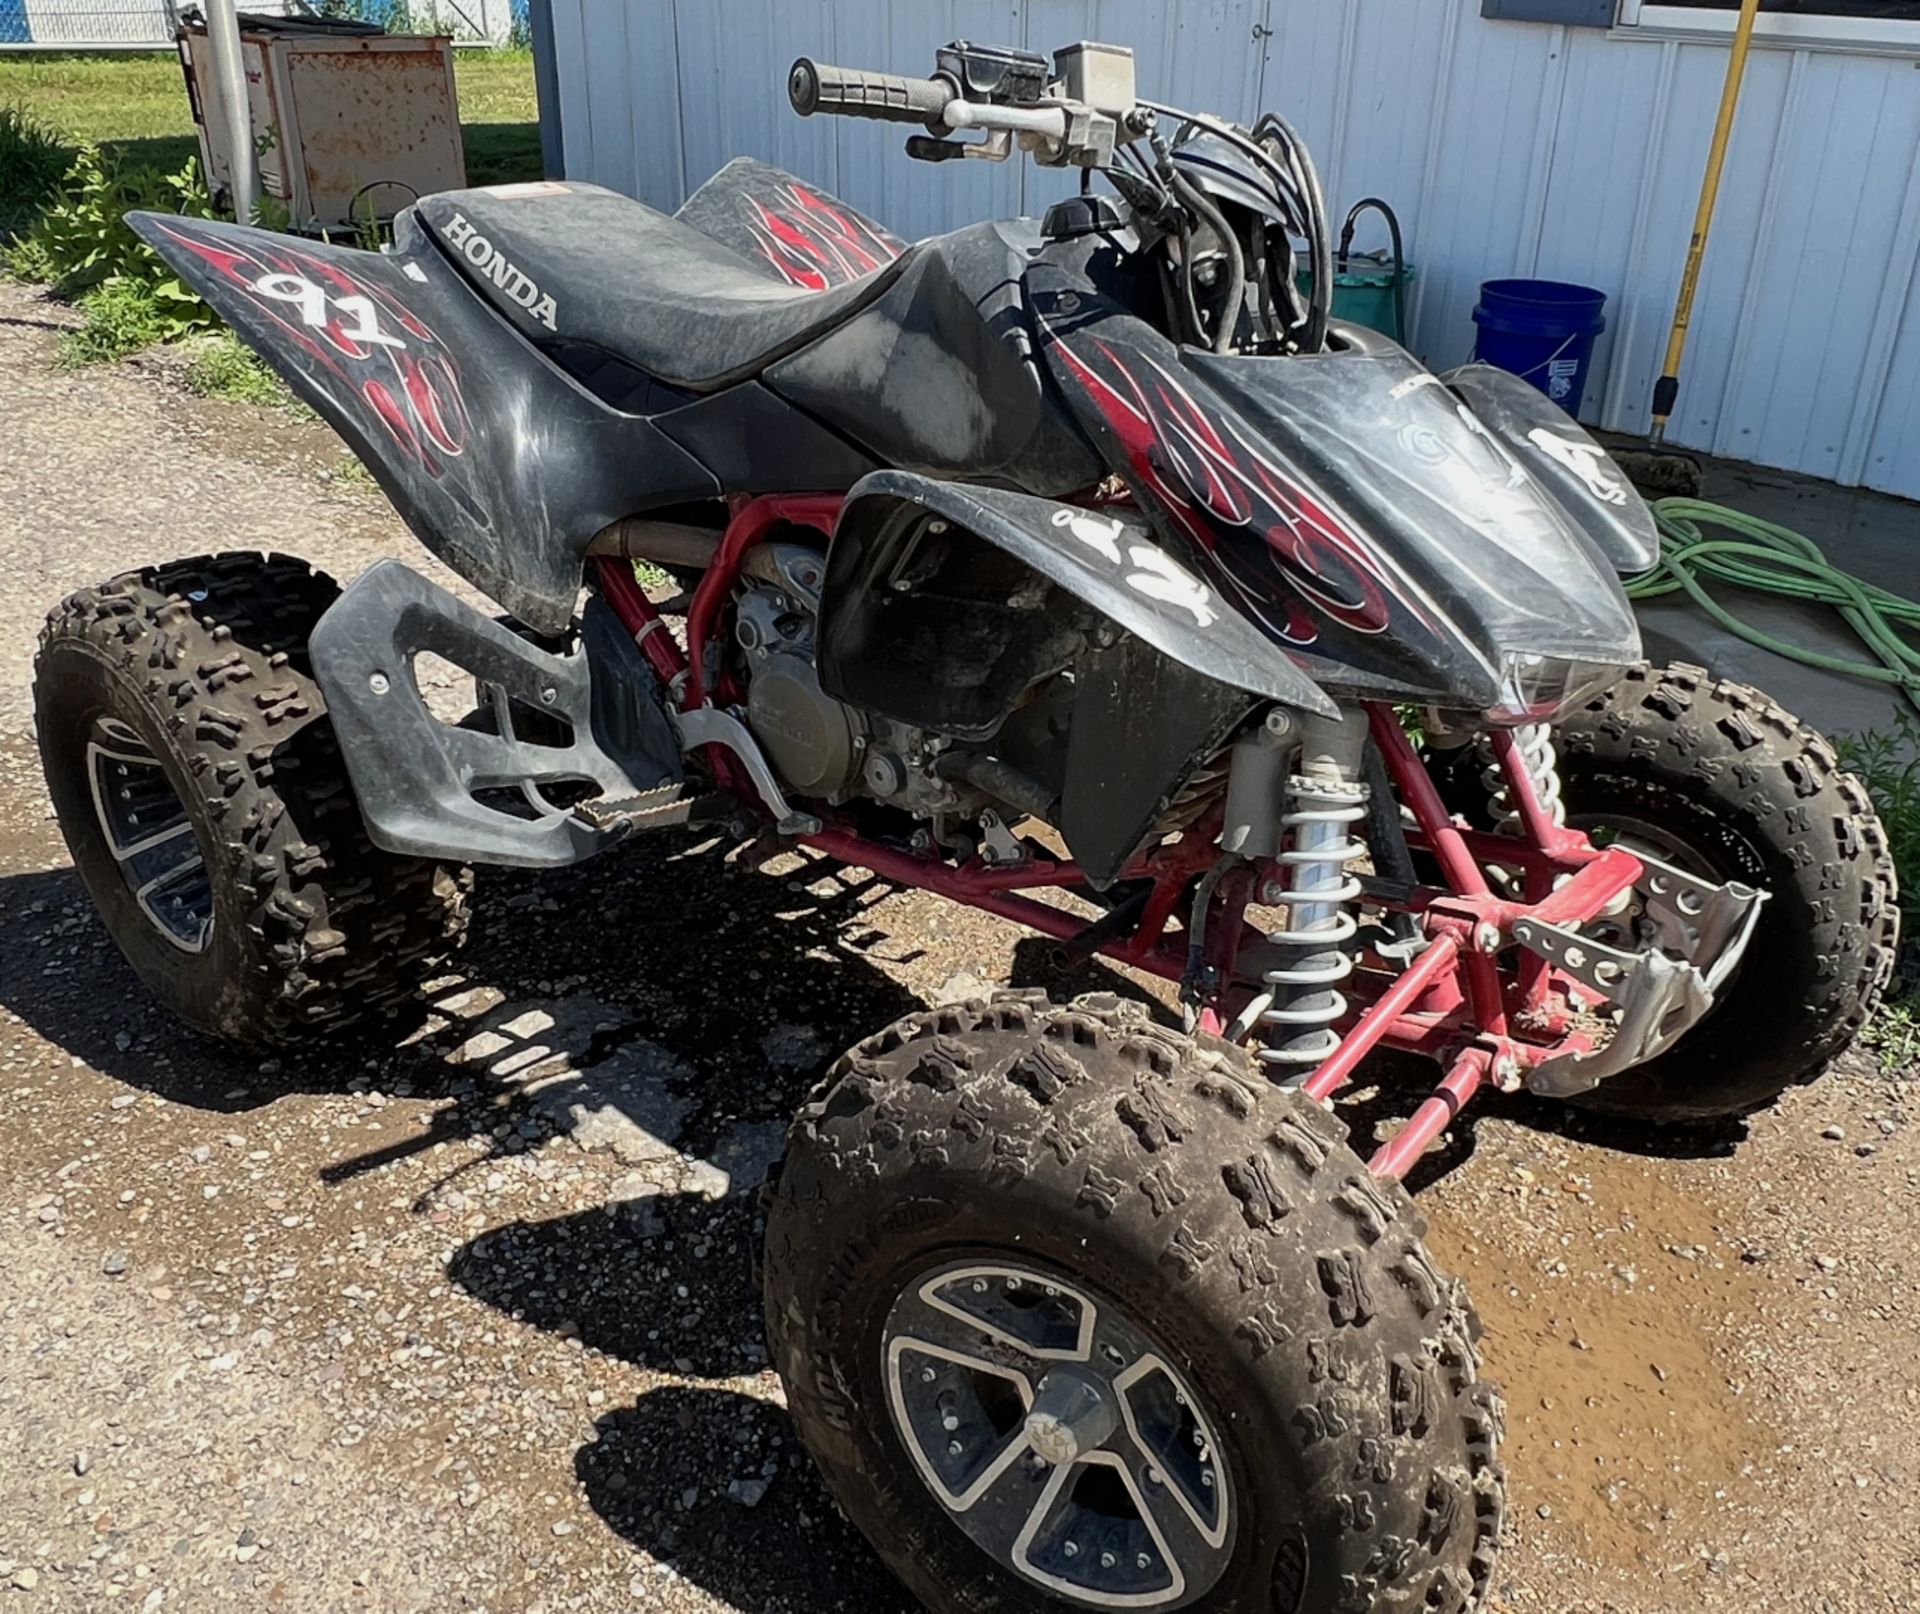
<box><xmin>1334</xmin><ymin>253</ymin><xmax>1416</xmax><ymax>341</ymax></box>
<box><xmin>1298</xmin><ymin>254</ymin><xmax>1417</xmax><ymax>342</ymax></box>
<box><xmin>1300</xmin><ymin>199</ymin><xmax>1415</xmax><ymax>343</ymax></box>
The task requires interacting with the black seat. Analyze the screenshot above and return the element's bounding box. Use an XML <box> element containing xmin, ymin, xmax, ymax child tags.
<box><xmin>417</xmin><ymin>179</ymin><xmax>910</xmax><ymax>395</ymax></box>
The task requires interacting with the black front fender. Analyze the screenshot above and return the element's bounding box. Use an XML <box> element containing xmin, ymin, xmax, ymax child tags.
<box><xmin>1440</xmin><ymin>362</ymin><xmax>1660</xmax><ymax>576</ymax></box>
<box><xmin>818</xmin><ymin>470</ymin><xmax>1337</xmax><ymax>732</ymax></box>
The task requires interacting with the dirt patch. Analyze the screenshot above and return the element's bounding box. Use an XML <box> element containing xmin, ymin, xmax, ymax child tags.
<box><xmin>131</xmin><ymin>344</ymin><xmax>369</xmax><ymax>487</ymax></box>
<box><xmin>1</xmin><ymin>281</ymin><xmax>1917</xmax><ymax>1612</ymax></box>
<box><xmin>1433</xmin><ymin>1135</ymin><xmax>1775</xmax><ymax>1570</ymax></box>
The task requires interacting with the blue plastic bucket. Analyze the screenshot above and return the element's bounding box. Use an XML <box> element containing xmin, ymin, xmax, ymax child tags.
<box><xmin>1472</xmin><ymin>279</ymin><xmax>1608</xmax><ymax>417</ymax></box>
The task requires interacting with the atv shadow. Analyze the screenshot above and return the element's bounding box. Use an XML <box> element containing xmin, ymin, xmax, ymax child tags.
<box><xmin>447</xmin><ymin>1191</ymin><xmax>763</xmax><ymax>1379</ymax></box>
<box><xmin>0</xmin><ymin>831</ymin><xmax>922</xmax><ymax>1141</ymax></box>
<box><xmin>0</xmin><ymin>863</ymin><xmax>370</xmax><ymax>1111</ymax></box>
<box><xmin>0</xmin><ymin>844</ymin><xmax>1749</xmax><ymax>1192</ymax></box>
<box><xmin>577</xmin><ymin>1386</ymin><xmax>915</xmax><ymax>1614</ymax></box>
<box><xmin>449</xmin><ymin>1191</ymin><xmax>916</xmax><ymax>1610</ymax></box>
<box><xmin>1327</xmin><ymin>1052</ymin><xmax>1748</xmax><ymax>1197</ymax></box>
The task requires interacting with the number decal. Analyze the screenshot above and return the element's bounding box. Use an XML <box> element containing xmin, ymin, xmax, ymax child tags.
<box><xmin>333</xmin><ymin>293</ymin><xmax>407</xmax><ymax>348</ymax></box>
<box><xmin>251</xmin><ymin>273</ymin><xmax>407</xmax><ymax>350</ymax></box>
<box><xmin>253</xmin><ymin>272</ymin><xmax>326</xmax><ymax>327</ymax></box>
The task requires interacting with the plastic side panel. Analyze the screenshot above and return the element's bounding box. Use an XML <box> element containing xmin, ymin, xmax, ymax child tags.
<box><xmin>1440</xmin><ymin>363</ymin><xmax>1660</xmax><ymax>575</ymax></box>
<box><xmin>675</xmin><ymin>156</ymin><xmax>906</xmax><ymax>290</ymax></box>
<box><xmin>653</xmin><ymin>381</ymin><xmax>878</xmax><ymax>494</ymax></box>
<box><xmin>767</xmin><ymin>224</ymin><xmax>1104</xmax><ymax>498</ymax></box>
<box><xmin>820</xmin><ymin>470</ymin><xmax>1338</xmax><ymax>719</ymax></box>
<box><xmin>1063</xmin><ymin>638</ymin><xmax>1257</xmax><ymax>890</ymax></box>
<box><xmin>129</xmin><ymin>211</ymin><xmax>717</xmax><ymax>633</ymax></box>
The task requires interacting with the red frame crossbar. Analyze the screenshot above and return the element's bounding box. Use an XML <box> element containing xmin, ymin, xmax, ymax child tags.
<box><xmin>590</xmin><ymin>494</ymin><xmax>1643</xmax><ymax>1183</ymax></box>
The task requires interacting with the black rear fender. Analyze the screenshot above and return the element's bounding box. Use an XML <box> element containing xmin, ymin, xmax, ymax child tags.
<box><xmin>128</xmin><ymin>209</ymin><xmax>718</xmax><ymax>634</ymax></box>
<box><xmin>817</xmin><ymin>469</ymin><xmax>1337</xmax><ymax>737</ymax></box>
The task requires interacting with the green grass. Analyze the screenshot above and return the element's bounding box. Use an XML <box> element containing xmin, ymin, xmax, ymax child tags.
<box><xmin>330</xmin><ymin>453</ymin><xmax>379</xmax><ymax>488</ymax></box>
<box><xmin>59</xmin><ymin>275</ymin><xmax>175</xmax><ymax>363</ymax></box>
<box><xmin>1838</xmin><ymin>715</ymin><xmax>1920</xmax><ymax>933</ymax></box>
<box><xmin>450</xmin><ymin>51</ymin><xmax>545</xmax><ymax>186</ymax></box>
<box><xmin>1873</xmin><ymin>998</ymin><xmax>1920</xmax><ymax>1074</ymax></box>
<box><xmin>0</xmin><ymin>104</ymin><xmax>74</xmax><ymax>241</ymax></box>
<box><xmin>0</xmin><ymin>47</ymin><xmax>542</xmax><ymax>201</ymax></box>
<box><xmin>181</xmin><ymin>332</ymin><xmax>298</xmax><ymax>408</ymax></box>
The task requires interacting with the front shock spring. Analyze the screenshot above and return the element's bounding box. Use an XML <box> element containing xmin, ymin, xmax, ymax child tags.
<box><xmin>1259</xmin><ymin>770</ymin><xmax>1368</xmax><ymax>1073</ymax></box>
<box><xmin>1478</xmin><ymin>723</ymin><xmax>1565</xmax><ymax>834</ymax></box>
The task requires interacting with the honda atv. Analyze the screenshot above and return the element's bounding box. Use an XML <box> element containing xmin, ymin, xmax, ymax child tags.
<box><xmin>34</xmin><ymin>37</ymin><xmax>1896</xmax><ymax>1614</ymax></box>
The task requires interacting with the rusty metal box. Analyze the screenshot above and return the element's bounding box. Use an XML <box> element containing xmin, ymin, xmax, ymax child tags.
<box><xmin>181</xmin><ymin>21</ymin><xmax>467</xmax><ymax>231</ymax></box>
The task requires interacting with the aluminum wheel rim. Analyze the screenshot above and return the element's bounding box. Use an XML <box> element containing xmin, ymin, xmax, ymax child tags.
<box><xmin>881</xmin><ymin>1258</ymin><xmax>1234</xmax><ymax>1610</ymax></box>
<box><xmin>86</xmin><ymin>716</ymin><xmax>213</xmax><ymax>954</ymax></box>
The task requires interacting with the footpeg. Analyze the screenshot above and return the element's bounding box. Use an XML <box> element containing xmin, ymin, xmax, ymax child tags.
<box><xmin>571</xmin><ymin>782</ymin><xmax>692</xmax><ymax>836</ymax></box>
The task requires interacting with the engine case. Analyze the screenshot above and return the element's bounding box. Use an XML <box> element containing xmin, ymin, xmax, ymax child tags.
<box><xmin>737</xmin><ymin>570</ymin><xmax>967</xmax><ymax>818</ymax></box>
<box><xmin>747</xmin><ymin>651</ymin><xmax>860</xmax><ymax>797</ymax></box>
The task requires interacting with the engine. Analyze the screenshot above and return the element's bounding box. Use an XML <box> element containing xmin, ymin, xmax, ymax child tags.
<box><xmin>735</xmin><ymin>545</ymin><xmax>971</xmax><ymax>821</ymax></box>
<box><xmin>731</xmin><ymin>541</ymin><xmax>1224</xmax><ymax>870</ymax></box>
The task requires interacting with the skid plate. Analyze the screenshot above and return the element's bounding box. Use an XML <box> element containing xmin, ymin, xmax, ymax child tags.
<box><xmin>1514</xmin><ymin>852</ymin><xmax>1766</xmax><ymax>1097</ymax></box>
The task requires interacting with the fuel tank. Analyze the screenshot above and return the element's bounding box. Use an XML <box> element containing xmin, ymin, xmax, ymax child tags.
<box><xmin>1031</xmin><ymin>267</ymin><xmax>1646</xmax><ymax>717</ymax></box>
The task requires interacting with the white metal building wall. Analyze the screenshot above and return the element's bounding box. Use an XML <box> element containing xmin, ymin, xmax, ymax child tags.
<box><xmin>546</xmin><ymin>0</ymin><xmax>1920</xmax><ymax>501</ymax></box>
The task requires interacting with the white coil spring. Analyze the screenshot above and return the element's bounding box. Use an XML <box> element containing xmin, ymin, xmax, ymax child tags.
<box><xmin>1478</xmin><ymin>723</ymin><xmax>1565</xmax><ymax>835</ymax></box>
<box><xmin>1258</xmin><ymin>779</ymin><xmax>1368</xmax><ymax>1068</ymax></box>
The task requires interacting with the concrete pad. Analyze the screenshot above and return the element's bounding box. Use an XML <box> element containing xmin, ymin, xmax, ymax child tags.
<box><xmin>1632</xmin><ymin>455</ymin><xmax>1920</xmax><ymax>746</ymax></box>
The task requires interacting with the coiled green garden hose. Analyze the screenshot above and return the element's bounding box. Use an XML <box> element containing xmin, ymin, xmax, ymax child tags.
<box><xmin>1627</xmin><ymin>498</ymin><xmax>1920</xmax><ymax>717</ymax></box>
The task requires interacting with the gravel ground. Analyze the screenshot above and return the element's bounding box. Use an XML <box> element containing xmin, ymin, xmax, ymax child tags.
<box><xmin>1</xmin><ymin>277</ymin><xmax>1917</xmax><ymax>1612</ymax></box>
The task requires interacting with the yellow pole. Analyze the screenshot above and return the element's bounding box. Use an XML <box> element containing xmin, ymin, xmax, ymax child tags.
<box><xmin>1650</xmin><ymin>0</ymin><xmax>1763</xmax><ymax>444</ymax></box>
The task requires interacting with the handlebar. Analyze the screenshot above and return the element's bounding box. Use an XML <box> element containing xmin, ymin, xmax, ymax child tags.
<box><xmin>785</xmin><ymin>42</ymin><xmax>1332</xmax><ymax>354</ymax></box>
<box><xmin>788</xmin><ymin>58</ymin><xmax>955</xmax><ymax>125</ymax></box>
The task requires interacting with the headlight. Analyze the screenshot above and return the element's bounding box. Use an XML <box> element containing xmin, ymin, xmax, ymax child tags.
<box><xmin>1485</xmin><ymin>654</ymin><xmax>1635</xmax><ymax>725</ymax></box>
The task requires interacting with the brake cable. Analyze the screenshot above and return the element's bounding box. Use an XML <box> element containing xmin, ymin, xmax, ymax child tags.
<box><xmin>1167</xmin><ymin>167</ymin><xmax>1246</xmax><ymax>355</ymax></box>
<box><xmin>1141</xmin><ymin>98</ymin><xmax>1334</xmax><ymax>353</ymax></box>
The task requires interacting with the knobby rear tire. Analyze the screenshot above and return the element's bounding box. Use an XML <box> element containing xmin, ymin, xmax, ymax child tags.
<box><xmin>34</xmin><ymin>552</ymin><xmax>471</xmax><ymax>1050</ymax></box>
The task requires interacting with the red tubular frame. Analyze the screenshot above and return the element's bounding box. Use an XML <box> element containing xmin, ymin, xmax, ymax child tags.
<box><xmin>1301</xmin><ymin>933</ymin><xmax>1460</xmax><ymax>1103</ymax></box>
<box><xmin>591</xmin><ymin>494</ymin><xmax>1650</xmax><ymax>1184</ymax></box>
<box><xmin>1367</xmin><ymin>1046</ymin><xmax>1491</xmax><ymax>1179</ymax></box>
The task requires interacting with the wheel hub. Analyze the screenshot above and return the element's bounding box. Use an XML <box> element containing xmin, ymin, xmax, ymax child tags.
<box><xmin>882</xmin><ymin>1259</ymin><xmax>1233</xmax><ymax>1610</ymax></box>
<box><xmin>1024</xmin><ymin>1366</ymin><xmax>1119</xmax><ymax>1467</ymax></box>
<box><xmin>86</xmin><ymin>716</ymin><xmax>213</xmax><ymax>954</ymax></box>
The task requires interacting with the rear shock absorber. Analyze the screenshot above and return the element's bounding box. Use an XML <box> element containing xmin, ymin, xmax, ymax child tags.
<box><xmin>1257</xmin><ymin>715</ymin><xmax>1370</xmax><ymax>1075</ymax></box>
<box><xmin>1478</xmin><ymin>722</ymin><xmax>1564</xmax><ymax>834</ymax></box>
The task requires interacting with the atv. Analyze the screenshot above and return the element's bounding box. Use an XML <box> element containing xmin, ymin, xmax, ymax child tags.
<box><xmin>34</xmin><ymin>37</ymin><xmax>1896</xmax><ymax>1614</ymax></box>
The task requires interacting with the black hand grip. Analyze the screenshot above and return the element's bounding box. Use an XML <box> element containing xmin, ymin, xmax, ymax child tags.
<box><xmin>789</xmin><ymin>57</ymin><xmax>954</xmax><ymax>125</ymax></box>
